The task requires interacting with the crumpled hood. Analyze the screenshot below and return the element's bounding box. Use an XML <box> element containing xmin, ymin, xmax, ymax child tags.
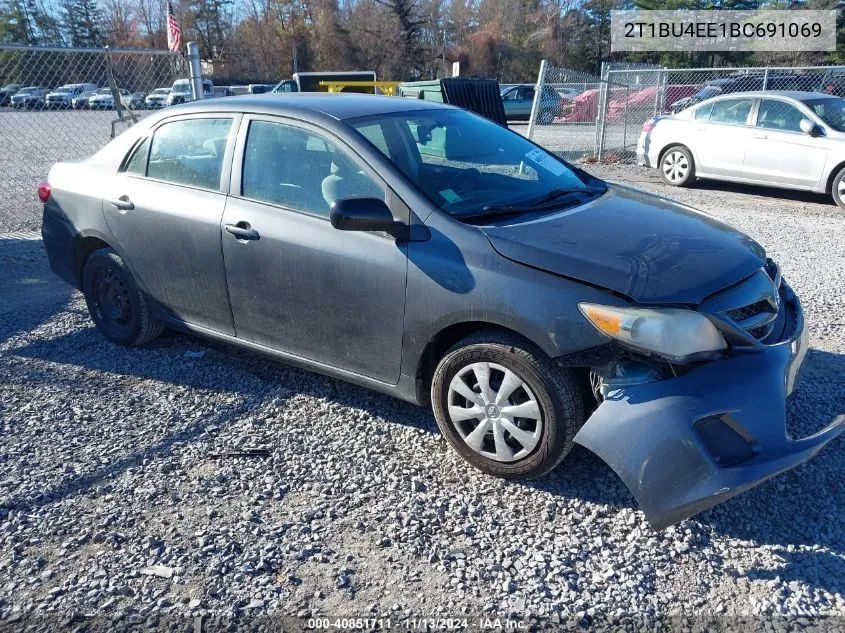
<box><xmin>481</xmin><ymin>184</ymin><xmax>765</xmax><ymax>305</ymax></box>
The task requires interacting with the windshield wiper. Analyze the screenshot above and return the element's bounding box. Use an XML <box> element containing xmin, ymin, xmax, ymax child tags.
<box><xmin>459</xmin><ymin>186</ymin><xmax>605</xmax><ymax>221</ymax></box>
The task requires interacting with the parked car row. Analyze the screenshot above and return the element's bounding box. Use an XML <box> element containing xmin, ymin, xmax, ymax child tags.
<box><xmin>0</xmin><ymin>78</ymin><xmax>218</xmax><ymax>110</ymax></box>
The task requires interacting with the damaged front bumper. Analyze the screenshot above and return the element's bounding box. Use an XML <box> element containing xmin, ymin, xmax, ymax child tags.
<box><xmin>573</xmin><ymin>288</ymin><xmax>844</xmax><ymax>530</ymax></box>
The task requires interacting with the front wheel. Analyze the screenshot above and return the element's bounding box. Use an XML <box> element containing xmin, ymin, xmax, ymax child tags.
<box><xmin>830</xmin><ymin>166</ymin><xmax>845</xmax><ymax>210</ymax></box>
<box><xmin>659</xmin><ymin>145</ymin><xmax>695</xmax><ymax>186</ymax></box>
<box><xmin>82</xmin><ymin>248</ymin><xmax>163</xmax><ymax>346</ymax></box>
<box><xmin>430</xmin><ymin>331</ymin><xmax>584</xmax><ymax>479</ymax></box>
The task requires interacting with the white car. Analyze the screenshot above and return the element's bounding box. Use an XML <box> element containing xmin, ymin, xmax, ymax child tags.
<box><xmin>166</xmin><ymin>78</ymin><xmax>213</xmax><ymax>105</ymax></box>
<box><xmin>45</xmin><ymin>83</ymin><xmax>97</xmax><ymax>109</ymax></box>
<box><xmin>638</xmin><ymin>90</ymin><xmax>845</xmax><ymax>209</ymax></box>
<box><xmin>88</xmin><ymin>88</ymin><xmax>131</xmax><ymax>109</ymax></box>
<box><xmin>144</xmin><ymin>87</ymin><xmax>170</xmax><ymax>109</ymax></box>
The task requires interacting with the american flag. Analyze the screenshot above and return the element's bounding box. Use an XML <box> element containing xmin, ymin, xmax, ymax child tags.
<box><xmin>166</xmin><ymin>1</ymin><xmax>182</xmax><ymax>53</ymax></box>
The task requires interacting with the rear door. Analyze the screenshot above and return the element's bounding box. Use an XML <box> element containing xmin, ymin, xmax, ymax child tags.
<box><xmin>102</xmin><ymin>114</ymin><xmax>240</xmax><ymax>334</ymax></box>
<box><xmin>690</xmin><ymin>97</ymin><xmax>755</xmax><ymax>177</ymax></box>
<box><xmin>742</xmin><ymin>97</ymin><xmax>828</xmax><ymax>188</ymax></box>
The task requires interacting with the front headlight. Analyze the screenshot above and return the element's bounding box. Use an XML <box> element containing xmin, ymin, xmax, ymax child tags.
<box><xmin>578</xmin><ymin>303</ymin><xmax>727</xmax><ymax>363</ymax></box>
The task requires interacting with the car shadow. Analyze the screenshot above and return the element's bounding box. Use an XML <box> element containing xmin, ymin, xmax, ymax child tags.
<box><xmin>0</xmin><ymin>237</ymin><xmax>73</xmax><ymax>346</ymax></box>
<box><xmin>691</xmin><ymin>178</ymin><xmax>834</xmax><ymax>207</ymax></box>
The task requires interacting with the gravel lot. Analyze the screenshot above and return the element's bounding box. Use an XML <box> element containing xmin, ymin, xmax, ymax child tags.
<box><xmin>1</xmin><ymin>151</ymin><xmax>844</xmax><ymax>627</ymax></box>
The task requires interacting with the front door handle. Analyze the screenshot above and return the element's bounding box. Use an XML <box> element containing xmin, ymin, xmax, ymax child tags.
<box><xmin>225</xmin><ymin>222</ymin><xmax>260</xmax><ymax>241</ymax></box>
<box><xmin>107</xmin><ymin>195</ymin><xmax>134</xmax><ymax>211</ymax></box>
<box><xmin>752</xmin><ymin>132</ymin><xmax>767</xmax><ymax>139</ymax></box>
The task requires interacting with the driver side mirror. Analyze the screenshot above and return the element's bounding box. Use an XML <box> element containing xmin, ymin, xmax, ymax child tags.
<box><xmin>330</xmin><ymin>197</ymin><xmax>395</xmax><ymax>232</ymax></box>
<box><xmin>799</xmin><ymin>118</ymin><xmax>822</xmax><ymax>137</ymax></box>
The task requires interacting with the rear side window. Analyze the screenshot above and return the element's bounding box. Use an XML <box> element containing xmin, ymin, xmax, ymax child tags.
<box><xmin>693</xmin><ymin>102</ymin><xmax>713</xmax><ymax>121</ymax></box>
<box><xmin>708</xmin><ymin>99</ymin><xmax>753</xmax><ymax>126</ymax></box>
<box><xmin>147</xmin><ymin>118</ymin><xmax>232</xmax><ymax>190</ymax></box>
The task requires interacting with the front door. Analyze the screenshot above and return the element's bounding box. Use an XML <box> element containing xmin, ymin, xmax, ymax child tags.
<box><xmin>220</xmin><ymin>117</ymin><xmax>408</xmax><ymax>383</ymax></box>
<box><xmin>102</xmin><ymin>115</ymin><xmax>238</xmax><ymax>334</ymax></box>
<box><xmin>743</xmin><ymin>98</ymin><xmax>829</xmax><ymax>188</ymax></box>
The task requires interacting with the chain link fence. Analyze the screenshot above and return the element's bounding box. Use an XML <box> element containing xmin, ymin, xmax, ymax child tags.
<box><xmin>0</xmin><ymin>45</ymin><xmax>187</xmax><ymax>231</ymax></box>
<box><xmin>524</xmin><ymin>62</ymin><xmax>611</xmax><ymax>161</ymax></box>
<box><xmin>527</xmin><ymin>61</ymin><xmax>845</xmax><ymax>164</ymax></box>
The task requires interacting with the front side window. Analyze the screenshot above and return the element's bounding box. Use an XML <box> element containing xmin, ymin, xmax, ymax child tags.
<box><xmin>349</xmin><ymin>109</ymin><xmax>604</xmax><ymax>220</ymax></box>
<box><xmin>708</xmin><ymin>98</ymin><xmax>753</xmax><ymax>125</ymax></box>
<box><xmin>241</xmin><ymin>120</ymin><xmax>384</xmax><ymax>217</ymax></box>
<box><xmin>756</xmin><ymin>99</ymin><xmax>806</xmax><ymax>132</ymax></box>
<box><xmin>147</xmin><ymin>118</ymin><xmax>232</xmax><ymax>190</ymax></box>
<box><xmin>803</xmin><ymin>97</ymin><xmax>845</xmax><ymax>132</ymax></box>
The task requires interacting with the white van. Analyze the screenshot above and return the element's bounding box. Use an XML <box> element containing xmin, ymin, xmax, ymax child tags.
<box><xmin>166</xmin><ymin>78</ymin><xmax>214</xmax><ymax>106</ymax></box>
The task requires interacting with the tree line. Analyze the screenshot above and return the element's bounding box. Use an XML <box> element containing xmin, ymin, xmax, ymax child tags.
<box><xmin>1</xmin><ymin>0</ymin><xmax>843</xmax><ymax>85</ymax></box>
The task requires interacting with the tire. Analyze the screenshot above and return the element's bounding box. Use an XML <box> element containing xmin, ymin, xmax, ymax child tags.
<box><xmin>430</xmin><ymin>330</ymin><xmax>584</xmax><ymax>479</ymax></box>
<box><xmin>659</xmin><ymin>145</ymin><xmax>695</xmax><ymax>186</ymax></box>
<box><xmin>82</xmin><ymin>248</ymin><xmax>163</xmax><ymax>346</ymax></box>
<box><xmin>830</xmin><ymin>166</ymin><xmax>845</xmax><ymax>210</ymax></box>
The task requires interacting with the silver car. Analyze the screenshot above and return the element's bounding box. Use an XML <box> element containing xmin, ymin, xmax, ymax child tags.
<box><xmin>638</xmin><ymin>91</ymin><xmax>845</xmax><ymax>209</ymax></box>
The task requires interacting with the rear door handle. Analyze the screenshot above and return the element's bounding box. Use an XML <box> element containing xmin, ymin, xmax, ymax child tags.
<box><xmin>752</xmin><ymin>133</ymin><xmax>767</xmax><ymax>139</ymax></box>
<box><xmin>225</xmin><ymin>222</ymin><xmax>260</xmax><ymax>241</ymax></box>
<box><xmin>107</xmin><ymin>196</ymin><xmax>134</xmax><ymax>211</ymax></box>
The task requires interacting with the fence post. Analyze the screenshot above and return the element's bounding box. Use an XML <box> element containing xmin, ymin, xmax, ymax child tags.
<box><xmin>187</xmin><ymin>42</ymin><xmax>203</xmax><ymax>101</ymax></box>
<box><xmin>762</xmin><ymin>67</ymin><xmax>769</xmax><ymax>90</ymax></box>
<box><xmin>527</xmin><ymin>59</ymin><xmax>547</xmax><ymax>141</ymax></box>
<box><xmin>596</xmin><ymin>75</ymin><xmax>610</xmax><ymax>161</ymax></box>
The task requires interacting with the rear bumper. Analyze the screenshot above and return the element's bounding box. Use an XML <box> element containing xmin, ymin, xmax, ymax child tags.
<box><xmin>573</xmin><ymin>291</ymin><xmax>844</xmax><ymax>530</ymax></box>
<box><xmin>41</xmin><ymin>204</ymin><xmax>81</xmax><ymax>289</ymax></box>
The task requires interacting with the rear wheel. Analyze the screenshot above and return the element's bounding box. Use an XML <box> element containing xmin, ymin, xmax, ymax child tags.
<box><xmin>660</xmin><ymin>145</ymin><xmax>695</xmax><ymax>186</ymax></box>
<box><xmin>830</xmin><ymin>166</ymin><xmax>845</xmax><ymax>210</ymax></box>
<box><xmin>430</xmin><ymin>331</ymin><xmax>583</xmax><ymax>479</ymax></box>
<box><xmin>82</xmin><ymin>248</ymin><xmax>163</xmax><ymax>346</ymax></box>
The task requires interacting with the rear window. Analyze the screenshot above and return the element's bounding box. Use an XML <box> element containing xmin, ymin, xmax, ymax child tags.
<box><xmin>147</xmin><ymin>118</ymin><xmax>232</xmax><ymax>190</ymax></box>
<box><xmin>693</xmin><ymin>102</ymin><xmax>714</xmax><ymax>121</ymax></box>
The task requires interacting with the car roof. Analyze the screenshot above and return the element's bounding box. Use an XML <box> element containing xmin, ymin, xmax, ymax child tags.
<box><xmin>707</xmin><ymin>90</ymin><xmax>838</xmax><ymax>101</ymax></box>
<box><xmin>167</xmin><ymin>93</ymin><xmax>455</xmax><ymax>121</ymax></box>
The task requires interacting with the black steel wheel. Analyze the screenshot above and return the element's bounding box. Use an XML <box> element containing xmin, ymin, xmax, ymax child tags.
<box><xmin>82</xmin><ymin>248</ymin><xmax>163</xmax><ymax>346</ymax></box>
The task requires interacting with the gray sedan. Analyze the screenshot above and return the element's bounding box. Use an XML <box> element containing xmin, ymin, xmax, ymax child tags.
<box><xmin>638</xmin><ymin>91</ymin><xmax>845</xmax><ymax>208</ymax></box>
<box><xmin>40</xmin><ymin>94</ymin><xmax>842</xmax><ymax>529</ymax></box>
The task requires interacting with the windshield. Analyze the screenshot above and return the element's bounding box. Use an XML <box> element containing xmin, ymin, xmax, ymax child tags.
<box><xmin>803</xmin><ymin>97</ymin><xmax>845</xmax><ymax>132</ymax></box>
<box><xmin>152</xmin><ymin>88</ymin><xmax>169</xmax><ymax>95</ymax></box>
<box><xmin>96</xmin><ymin>89</ymin><xmax>111</xmax><ymax>95</ymax></box>
<box><xmin>54</xmin><ymin>86</ymin><xmax>73</xmax><ymax>93</ymax></box>
<box><xmin>172</xmin><ymin>83</ymin><xmax>190</xmax><ymax>93</ymax></box>
<box><xmin>347</xmin><ymin>109</ymin><xmax>604</xmax><ymax>219</ymax></box>
<box><xmin>2</xmin><ymin>84</ymin><xmax>19</xmax><ymax>90</ymax></box>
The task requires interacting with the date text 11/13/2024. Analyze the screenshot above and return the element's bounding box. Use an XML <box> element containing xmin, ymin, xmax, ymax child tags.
<box><xmin>307</xmin><ymin>617</ymin><xmax>527</xmax><ymax>630</ymax></box>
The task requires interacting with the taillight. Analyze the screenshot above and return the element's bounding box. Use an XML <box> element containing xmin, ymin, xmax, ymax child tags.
<box><xmin>642</xmin><ymin>119</ymin><xmax>656</xmax><ymax>133</ymax></box>
<box><xmin>37</xmin><ymin>182</ymin><xmax>51</xmax><ymax>203</ymax></box>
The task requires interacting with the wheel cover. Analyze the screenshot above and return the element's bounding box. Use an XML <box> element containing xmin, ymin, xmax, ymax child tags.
<box><xmin>92</xmin><ymin>266</ymin><xmax>133</xmax><ymax>328</ymax></box>
<box><xmin>838</xmin><ymin>178</ymin><xmax>845</xmax><ymax>198</ymax></box>
<box><xmin>662</xmin><ymin>150</ymin><xmax>689</xmax><ymax>183</ymax></box>
<box><xmin>447</xmin><ymin>362</ymin><xmax>543</xmax><ymax>463</ymax></box>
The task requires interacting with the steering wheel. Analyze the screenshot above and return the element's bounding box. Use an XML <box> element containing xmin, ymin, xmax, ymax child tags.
<box><xmin>448</xmin><ymin>168</ymin><xmax>482</xmax><ymax>192</ymax></box>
